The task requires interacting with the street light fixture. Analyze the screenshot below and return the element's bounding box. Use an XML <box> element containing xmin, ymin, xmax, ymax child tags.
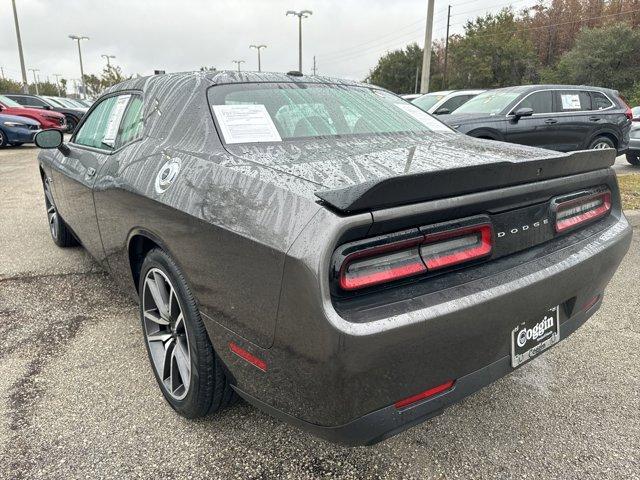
<box><xmin>69</xmin><ymin>34</ymin><xmax>89</xmax><ymax>99</ymax></box>
<box><xmin>249</xmin><ymin>45</ymin><xmax>267</xmax><ymax>72</ymax></box>
<box><xmin>28</xmin><ymin>68</ymin><xmax>40</xmax><ymax>95</ymax></box>
<box><xmin>286</xmin><ymin>9</ymin><xmax>312</xmax><ymax>73</ymax></box>
<box><xmin>232</xmin><ymin>60</ymin><xmax>245</xmax><ymax>73</ymax></box>
<box><xmin>101</xmin><ymin>54</ymin><xmax>116</xmax><ymax>68</ymax></box>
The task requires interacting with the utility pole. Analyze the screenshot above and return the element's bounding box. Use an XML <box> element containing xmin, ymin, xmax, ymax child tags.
<box><xmin>419</xmin><ymin>0</ymin><xmax>435</xmax><ymax>93</ymax></box>
<box><xmin>232</xmin><ymin>60</ymin><xmax>245</xmax><ymax>73</ymax></box>
<box><xmin>28</xmin><ymin>68</ymin><xmax>39</xmax><ymax>95</ymax></box>
<box><xmin>443</xmin><ymin>5</ymin><xmax>451</xmax><ymax>89</ymax></box>
<box><xmin>286</xmin><ymin>10</ymin><xmax>312</xmax><ymax>73</ymax></box>
<box><xmin>414</xmin><ymin>63</ymin><xmax>419</xmax><ymax>94</ymax></box>
<box><xmin>312</xmin><ymin>56</ymin><xmax>317</xmax><ymax>75</ymax></box>
<box><xmin>69</xmin><ymin>35</ymin><xmax>89</xmax><ymax>99</ymax></box>
<box><xmin>53</xmin><ymin>74</ymin><xmax>62</xmax><ymax>95</ymax></box>
<box><xmin>11</xmin><ymin>0</ymin><xmax>29</xmax><ymax>93</ymax></box>
<box><xmin>0</xmin><ymin>67</ymin><xmax>4</xmax><ymax>79</ymax></box>
<box><xmin>101</xmin><ymin>54</ymin><xmax>116</xmax><ymax>68</ymax></box>
<box><xmin>249</xmin><ymin>45</ymin><xmax>267</xmax><ymax>72</ymax></box>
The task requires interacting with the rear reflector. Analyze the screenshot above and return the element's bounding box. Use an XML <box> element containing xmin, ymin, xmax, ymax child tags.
<box><xmin>394</xmin><ymin>380</ymin><xmax>455</xmax><ymax>409</ymax></box>
<box><xmin>555</xmin><ymin>190</ymin><xmax>611</xmax><ymax>233</ymax></box>
<box><xmin>229</xmin><ymin>342</ymin><xmax>267</xmax><ymax>372</ymax></box>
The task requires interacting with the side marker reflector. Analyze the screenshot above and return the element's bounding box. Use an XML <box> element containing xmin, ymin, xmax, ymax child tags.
<box><xmin>229</xmin><ymin>342</ymin><xmax>267</xmax><ymax>372</ymax></box>
<box><xmin>394</xmin><ymin>380</ymin><xmax>455</xmax><ymax>409</ymax></box>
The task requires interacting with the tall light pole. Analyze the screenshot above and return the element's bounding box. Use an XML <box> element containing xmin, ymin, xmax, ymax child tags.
<box><xmin>69</xmin><ymin>35</ymin><xmax>89</xmax><ymax>98</ymax></box>
<box><xmin>101</xmin><ymin>54</ymin><xmax>116</xmax><ymax>68</ymax></box>
<box><xmin>53</xmin><ymin>74</ymin><xmax>63</xmax><ymax>95</ymax></box>
<box><xmin>419</xmin><ymin>0</ymin><xmax>435</xmax><ymax>93</ymax></box>
<box><xmin>286</xmin><ymin>10</ymin><xmax>312</xmax><ymax>73</ymax></box>
<box><xmin>232</xmin><ymin>60</ymin><xmax>245</xmax><ymax>73</ymax></box>
<box><xmin>11</xmin><ymin>0</ymin><xmax>29</xmax><ymax>93</ymax></box>
<box><xmin>249</xmin><ymin>45</ymin><xmax>267</xmax><ymax>72</ymax></box>
<box><xmin>28</xmin><ymin>68</ymin><xmax>39</xmax><ymax>95</ymax></box>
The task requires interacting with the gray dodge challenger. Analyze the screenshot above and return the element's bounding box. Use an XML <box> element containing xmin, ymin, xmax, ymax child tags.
<box><xmin>34</xmin><ymin>71</ymin><xmax>631</xmax><ymax>446</ymax></box>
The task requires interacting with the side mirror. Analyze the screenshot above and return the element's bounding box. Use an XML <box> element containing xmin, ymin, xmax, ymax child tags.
<box><xmin>0</xmin><ymin>105</ymin><xmax>3</xmax><ymax>112</ymax></box>
<box><xmin>35</xmin><ymin>129</ymin><xmax>63</xmax><ymax>149</ymax></box>
<box><xmin>44</xmin><ymin>105</ymin><xmax>52</xmax><ymax>110</ymax></box>
<box><xmin>434</xmin><ymin>107</ymin><xmax>450</xmax><ymax>115</ymax></box>
<box><xmin>513</xmin><ymin>107</ymin><xmax>534</xmax><ymax>119</ymax></box>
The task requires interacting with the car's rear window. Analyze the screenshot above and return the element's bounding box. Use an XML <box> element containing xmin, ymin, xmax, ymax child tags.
<box><xmin>207</xmin><ymin>82</ymin><xmax>451</xmax><ymax>143</ymax></box>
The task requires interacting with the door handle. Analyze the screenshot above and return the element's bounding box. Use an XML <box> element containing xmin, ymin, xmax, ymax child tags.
<box><xmin>86</xmin><ymin>167</ymin><xmax>96</xmax><ymax>177</ymax></box>
<box><xmin>589</xmin><ymin>116</ymin><xmax>601</xmax><ymax>122</ymax></box>
<box><xmin>544</xmin><ymin>119</ymin><xmax>558</xmax><ymax>124</ymax></box>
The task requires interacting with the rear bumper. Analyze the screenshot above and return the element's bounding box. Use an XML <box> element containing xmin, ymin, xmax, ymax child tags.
<box><xmin>628</xmin><ymin>137</ymin><xmax>640</xmax><ymax>152</ymax></box>
<box><xmin>233</xmin><ymin>302</ymin><xmax>600</xmax><ymax>446</ymax></box>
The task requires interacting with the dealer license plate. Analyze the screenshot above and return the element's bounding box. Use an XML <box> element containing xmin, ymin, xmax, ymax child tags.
<box><xmin>511</xmin><ymin>306</ymin><xmax>560</xmax><ymax>368</ymax></box>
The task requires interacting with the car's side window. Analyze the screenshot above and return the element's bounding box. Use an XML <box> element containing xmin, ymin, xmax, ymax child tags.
<box><xmin>116</xmin><ymin>95</ymin><xmax>144</xmax><ymax>148</ymax></box>
<box><xmin>26</xmin><ymin>96</ymin><xmax>48</xmax><ymax>107</ymax></box>
<box><xmin>591</xmin><ymin>92</ymin><xmax>614</xmax><ymax>110</ymax></box>
<box><xmin>555</xmin><ymin>91</ymin><xmax>591</xmax><ymax>112</ymax></box>
<box><xmin>440</xmin><ymin>95</ymin><xmax>472</xmax><ymax>113</ymax></box>
<box><xmin>517</xmin><ymin>91</ymin><xmax>553</xmax><ymax>114</ymax></box>
<box><xmin>73</xmin><ymin>96</ymin><xmax>120</xmax><ymax>150</ymax></box>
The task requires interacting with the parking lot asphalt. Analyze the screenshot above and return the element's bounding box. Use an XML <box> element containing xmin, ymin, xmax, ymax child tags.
<box><xmin>0</xmin><ymin>145</ymin><xmax>639</xmax><ymax>480</ymax></box>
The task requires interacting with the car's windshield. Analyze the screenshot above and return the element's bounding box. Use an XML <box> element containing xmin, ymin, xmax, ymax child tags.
<box><xmin>208</xmin><ymin>83</ymin><xmax>451</xmax><ymax>143</ymax></box>
<box><xmin>0</xmin><ymin>95</ymin><xmax>24</xmax><ymax>108</ymax></box>
<box><xmin>453</xmin><ymin>90</ymin><xmax>521</xmax><ymax>115</ymax></box>
<box><xmin>58</xmin><ymin>97</ymin><xmax>85</xmax><ymax>109</ymax></box>
<box><xmin>44</xmin><ymin>97</ymin><xmax>66</xmax><ymax>108</ymax></box>
<box><xmin>412</xmin><ymin>94</ymin><xmax>446</xmax><ymax>111</ymax></box>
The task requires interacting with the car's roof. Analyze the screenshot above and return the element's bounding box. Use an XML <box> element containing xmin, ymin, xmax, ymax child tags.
<box><xmin>108</xmin><ymin>70</ymin><xmax>373</xmax><ymax>93</ymax></box>
<box><xmin>489</xmin><ymin>84</ymin><xmax>617</xmax><ymax>94</ymax></box>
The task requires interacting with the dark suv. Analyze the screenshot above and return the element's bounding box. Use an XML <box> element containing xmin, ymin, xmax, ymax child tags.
<box><xmin>5</xmin><ymin>93</ymin><xmax>86</xmax><ymax>133</ymax></box>
<box><xmin>439</xmin><ymin>85</ymin><xmax>632</xmax><ymax>154</ymax></box>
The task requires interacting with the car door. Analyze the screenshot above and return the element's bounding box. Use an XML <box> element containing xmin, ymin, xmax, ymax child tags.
<box><xmin>551</xmin><ymin>90</ymin><xmax>593</xmax><ymax>151</ymax></box>
<box><xmin>505</xmin><ymin>90</ymin><xmax>558</xmax><ymax>149</ymax></box>
<box><xmin>55</xmin><ymin>93</ymin><xmax>132</xmax><ymax>263</ymax></box>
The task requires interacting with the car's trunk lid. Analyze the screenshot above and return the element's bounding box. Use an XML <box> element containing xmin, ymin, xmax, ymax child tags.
<box><xmin>223</xmin><ymin>132</ymin><xmax>615</xmax><ymax>213</ymax></box>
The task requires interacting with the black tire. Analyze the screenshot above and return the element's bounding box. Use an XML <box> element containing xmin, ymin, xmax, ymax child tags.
<box><xmin>139</xmin><ymin>248</ymin><xmax>236</xmax><ymax>418</ymax></box>
<box><xmin>626</xmin><ymin>152</ymin><xmax>640</xmax><ymax>166</ymax></box>
<box><xmin>66</xmin><ymin>116</ymin><xmax>77</xmax><ymax>133</ymax></box>
<box><xmin>588</xmin><ymin>136</ymin><xmax>615</xmax><ymax>150</ymax></box>
<box><xmin>43</xmin><ymin>177</ymin><xmax>77</xmax><ymax>247</ymax></box>
<box><xmin>0</xmin><ymin>129</ymin><xmax>7</xmax><ymax>147</ymax></box>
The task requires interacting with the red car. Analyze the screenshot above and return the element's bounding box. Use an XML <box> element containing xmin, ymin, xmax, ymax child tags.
<box><xmin>0</xmin><ymin>95</ymin><xmax>67</xmax><ymax>131</ymax></box>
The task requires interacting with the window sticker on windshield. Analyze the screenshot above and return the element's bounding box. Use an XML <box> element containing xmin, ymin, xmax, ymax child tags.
<box><xmin>394</xmin><ymin>103</ymin><xmax>451</xmax><ymax>132</ymax></box>
<box><xmin>561</xmin><ymin>94</ymin><xmax>581</xmax><ymax>110</ymax></box>
<box><xmin>103</xmin><ymin>94</ymin><xmax>131</xmax><ymax>146</ymax></box>
<box><xmin>212</xmin><ymin>104</ymin><xmax>282</xmax><ymax>144</ymax></box>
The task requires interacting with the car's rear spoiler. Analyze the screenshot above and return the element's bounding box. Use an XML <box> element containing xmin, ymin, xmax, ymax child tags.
<box><xmin>315</xmin><ymin>149</ymin><xmax>616</xmax><ymax>214</ymax></box>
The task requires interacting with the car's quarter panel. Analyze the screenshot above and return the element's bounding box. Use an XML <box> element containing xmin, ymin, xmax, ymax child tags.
<box><xmin>93</xmin><ymin>74</ymin><xmax>322</xmax><ymax>348</ymax></box>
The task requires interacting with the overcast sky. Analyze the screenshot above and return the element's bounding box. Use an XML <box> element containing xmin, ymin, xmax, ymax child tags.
<box><xmin>1</xmin><ymin>0</ymin><xmax>538</xmax><ymax>88</ymax></box>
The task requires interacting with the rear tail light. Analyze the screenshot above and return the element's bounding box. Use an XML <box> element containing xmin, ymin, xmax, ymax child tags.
<box><xmin>421</xmin><ymin>225</ymin><xmax>492</xmax><ymax>271</ymax></box>
<box><xmin>339</xmin><ymin>222</ymin><xmax>493</xmax><ymax>291</ymax></box>
<box><xmin>553</xmin><ymin>190</ymin><xmax>611</xmax><ymax>233</ymax></box>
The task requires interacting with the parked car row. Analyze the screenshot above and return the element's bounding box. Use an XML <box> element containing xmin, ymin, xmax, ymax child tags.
<box><xmin>410</xmin><ymin>85</ymin><xmax>637</xmax><ymax>165</ymax></box>
<box><xmin>0</xmin><ymin>93</ymin><xmax>90</xmax><ymax>147</ymax></box>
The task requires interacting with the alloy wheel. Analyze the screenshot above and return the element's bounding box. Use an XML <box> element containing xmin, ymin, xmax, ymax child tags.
<box><xmin>593</xmin><ymin>141</ymin><xmax>610</xmax><ymax>149</ymax></box>
<box><xmin>0</xmin><ymin>130</ymin><xmax>5</xmax><ymax>147</ymax></box>
<box><xmin>142</xmin><ymin>268</ymin><xmax>191</xmax><ymax>400</ymax></box>
<box><xmin>44</xmin><ymin>179</ymin><xmax>58</xmax><ymax>239</ymax></box>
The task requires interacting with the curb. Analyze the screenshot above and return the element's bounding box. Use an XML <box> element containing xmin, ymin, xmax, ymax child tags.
<box><xmin>624</xmin><ymin>210</ymin><xmax>640</xmax><ymax>228</ymax></box>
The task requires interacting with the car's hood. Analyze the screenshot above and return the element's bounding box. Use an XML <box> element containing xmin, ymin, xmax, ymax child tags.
<box><xmin>1</xmin><ymin>106</ymin><xmax>64</xmax><ymax>119</ymax></box>
<box><xmin>438</xmin><ymin>113</ymin><xmax>503</xmax><ymax>125</ymax></box>
<box><xmin>0</xmin><ymin>113</ymin><xmax>40</xmax><ymax>125</ymax></box>
<box><xmin>223</xmin><ymin>132</ymin><xmax>615</xmax><ymax>212</ymax></box>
